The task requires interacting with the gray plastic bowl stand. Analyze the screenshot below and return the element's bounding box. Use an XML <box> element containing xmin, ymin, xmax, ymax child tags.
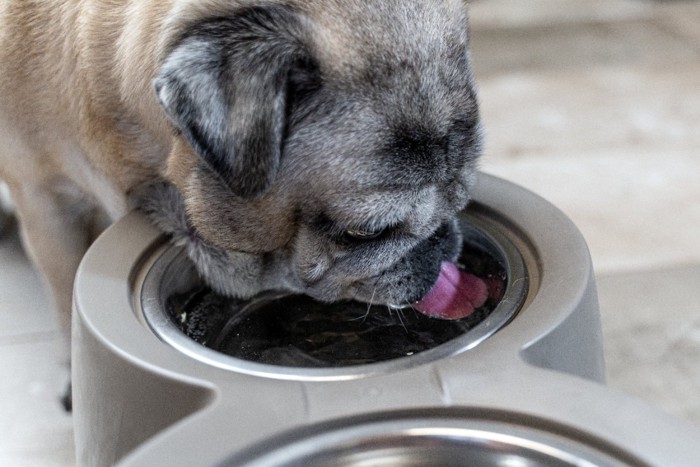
<box><xmin>72</xmin><ymin>173</ymin><xmax>700</xmax><ymax>466</ymax></box>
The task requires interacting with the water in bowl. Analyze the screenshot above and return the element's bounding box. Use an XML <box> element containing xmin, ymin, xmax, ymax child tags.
<box><xmin>166</xmin><ymin>243</ymin><xmax>506</xmax><ymax>368</ymax></box>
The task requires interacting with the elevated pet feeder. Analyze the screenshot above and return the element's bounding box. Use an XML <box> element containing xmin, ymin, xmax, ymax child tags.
<box><xmin>72</xmin><ymin>173</ymin><xmax>700</xmax><ymax>466</ymax></box>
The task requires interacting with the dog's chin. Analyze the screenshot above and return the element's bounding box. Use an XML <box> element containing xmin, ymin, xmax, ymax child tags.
<box><xmin>343</xmin><ymin>272</ymin><xmax>437</xmax><ymax>311</ymax></box>
<box><xmin>345</xmin><ymin>286</ymin><xmax>423</xmax><ymax>311</ymax></box>
<box><xmin>295</xmin><ymin>280</ymin><xmax>418</xmax><ymax>310</ymax></box>
<box><xmin>334</xmin><ymin>219</ymin><xmax>465</xmax><ymax>308</ymax></box>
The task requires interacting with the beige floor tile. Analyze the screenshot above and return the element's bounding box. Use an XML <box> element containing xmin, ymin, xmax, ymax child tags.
<box><xmin>0</xmin><ymin>449</ymin><xmax>76</xmax><ymax>467</ymax></box>
<box><xmin>0</xmin><ymin>339</ymin><xmax>74</xmax><ymax>465</ymax></box>
<box><xmin>0</xmin><ymin>223</ymin><xmax>72</xmax><ymax>464</ymax></box>
<box><xmin>654</xmin><ymin>2</ymin><xmax>700</xmax><ymax>48</ymax></box>
<box><xmin>0</xmin><ymin>222</ymin><xmax>61</xmax><ymax>341</ymax></box>
<box><xmin>468</xmin><ymin>0</ymin><xmax>650</xmax><ymax>30</ymax></box>
<box><xmin>598</xmin><ymin>265</ymin><xmax>700</xmax><ymax>427</ymax></box>
<box><xmin>471</xmin><ymin>18</ymin><xmax>699</xmax><ymax>77</ymax></box>
<box><xmin>477</xmin><ymin>66</ymin><xmax>700</xmax><ymax>160</ymax></box>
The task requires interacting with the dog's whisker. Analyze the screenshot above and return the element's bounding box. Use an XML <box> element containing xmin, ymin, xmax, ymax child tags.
<box><xmin>361</xmin><ymin>284</ymin><xmax>377</xmax><ymax>324</ymax></box>
<box><xmin>350</xmin><ymin>280</ymin><xmax>379</xmax><ymax>323</ymax></box>
<box><xmin>386</xmin><ymin>304</ymin><xmax>408</xmax><ymax>333</ymax></box>
<box><xmin>404</xmin><ymin>300</ymin><xmax>420</xmax><ymax>318</ymax></box>
<box><xmin>395</xmin><ymin>306</ymin><xmax>408</xmax><ymax>333</ymax></box>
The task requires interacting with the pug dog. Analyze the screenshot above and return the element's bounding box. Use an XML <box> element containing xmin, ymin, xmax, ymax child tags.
<box><xmin>0</xmin><ymin>0</ymin><xmax>482</xmax><ymax>344</ymax></box>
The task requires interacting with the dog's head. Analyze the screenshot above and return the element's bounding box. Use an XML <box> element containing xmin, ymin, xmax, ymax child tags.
<box><xmin>151</xmin><ymin>1</ymin><xmax>482</xmax><ymax>309</ymax></box>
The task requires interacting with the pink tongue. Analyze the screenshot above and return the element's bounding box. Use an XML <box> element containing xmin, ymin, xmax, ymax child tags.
<box><xmin>414</xmin><ymin>262</ymin><xmax>488</xmax><ymax>320</ymax></box>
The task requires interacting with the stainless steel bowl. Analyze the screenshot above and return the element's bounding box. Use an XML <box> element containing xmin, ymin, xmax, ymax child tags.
<box><xmin>222</xmin><ymin>409</ymin><xmax>637</xmax><ymax>467</ymax></box>
<box><xmin>134</xmin><ymin>208</ymin><xmax>528</xmax><ymax>381</ymax></box>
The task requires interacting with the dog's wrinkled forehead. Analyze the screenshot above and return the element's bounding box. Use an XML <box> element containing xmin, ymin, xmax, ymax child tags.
<box><xmin>288</xmin><ymin>0</ymin><xmax>480</xmax><ymax>186</ymax></box>
<box><xmin>303</xmin><ymin>0</ymin><xmax>472</xmax><ymax>81</ymax></box>
<box><xmin>311</xmin><ymin>184</ymin><xmax>445</xmax><ymax>235</ymax></box>
<box><xmin>311</xmin><ymin>3</ymin><xmax>476</xmax><ymax>113</ymax></box>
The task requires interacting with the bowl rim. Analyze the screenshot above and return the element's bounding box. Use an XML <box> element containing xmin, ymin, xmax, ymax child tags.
<box><xmin>135</xmin><ymin>207</ymin><xmax>529</xmax><ymax>381</ymax></box>
<box><xmin>221</xmin><ymin>408</ymin><xmax>636</xmax><ymax>467</ymax></box>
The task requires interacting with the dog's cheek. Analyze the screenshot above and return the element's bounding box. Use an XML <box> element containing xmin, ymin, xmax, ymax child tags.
<box><xmin>183</xmin><ymin>165</ymin><xmax>295</xmax><ymax>253</ymax></box>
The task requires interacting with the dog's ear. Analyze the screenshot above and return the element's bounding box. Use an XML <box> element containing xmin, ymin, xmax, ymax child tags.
<box><xmin>154</xmin><ymin>6</ymin><xmax>315</xmax><ymax>198</ymax></box>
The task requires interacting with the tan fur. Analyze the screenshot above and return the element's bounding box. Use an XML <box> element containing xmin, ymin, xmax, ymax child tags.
<box><xmin>0</xmin><ymin>1</ymin><xmax>259</xmax><ymax>334</ymax></box>
<box><xmin>0</xmin><ymin>0</ymin><xmax>478</xmax><ymax>340</ymax></box>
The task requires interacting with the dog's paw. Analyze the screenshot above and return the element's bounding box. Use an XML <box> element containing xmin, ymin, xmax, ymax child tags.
<box><xmin>60</xmin><ymin>381</ymin><xmax>72</xmax><ymax>413</ymax></box>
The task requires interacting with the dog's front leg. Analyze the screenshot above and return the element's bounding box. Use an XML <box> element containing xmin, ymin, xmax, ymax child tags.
<box><xmin>8</xmin><ymin>179</ymin><xmax>102</xmax><ymax>342</ymax></box>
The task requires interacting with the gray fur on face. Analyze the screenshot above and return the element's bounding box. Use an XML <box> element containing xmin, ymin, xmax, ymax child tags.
<box><xmin>150</xmin><ymin>1</ymin><xmax>482</xmax><ymax>307</ymax></box>
<box><xmin>136</xmin><ymin>182</ymin><xmax>270</xmax><ymax>298</ymax></box>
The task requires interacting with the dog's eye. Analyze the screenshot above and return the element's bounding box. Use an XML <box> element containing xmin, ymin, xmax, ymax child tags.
<box><xmin>344</xmin><ymin>229</ymin><xmax>384</xmax><ymax>241</ymax></box>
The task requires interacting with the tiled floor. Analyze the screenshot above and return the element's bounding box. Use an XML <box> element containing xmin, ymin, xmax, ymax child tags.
<box><xmin>0</xmin><ymin>221</ymin><xmax>74</xmax><ymax>466</ymax></box>
<box><xmin>1</xmin><ymin>0</ymin><xmax>699</xmax><ymax>464</ymax></box>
